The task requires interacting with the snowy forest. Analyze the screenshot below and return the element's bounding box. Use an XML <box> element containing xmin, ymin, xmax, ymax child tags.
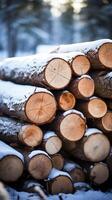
<box><xmin>0</xmin><ymin>0</ymin><xmax>112</xmax><ymax>57</ymax></box>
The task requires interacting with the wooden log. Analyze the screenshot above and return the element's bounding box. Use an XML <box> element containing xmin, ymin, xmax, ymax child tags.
<box><xmin>27</xmin><ymin>150</ymin><xmax>52</xmax><ymax>180</ymax></box>
<box><xmin>52</xmin><ymin>39</ymin><xmax>112</xmax><ymax>70</ymax></box>
<box><xmin>0</xmin><ymin>80</ymin><xmax>57</xmax><ymax>125</ymax></box>
<box><xmin>46</xmin><ymin>168</ymin><xmax>73</xmax><ymax>194</ymax></box>
<box><xmin>0</xmin><ymin>53</ymin><xmax>72</xmax><ymax>90</ymax></box>
<box><xmin>42</xmin><ymin>131</ymin><xmax>62</xmax><ymax>155</ymax></box>
<box><xmin>63</xmin><ymin>161</ymin><xmax>85</xmax><ymax>183</ymax></box>
<box><xmin>53</xmin><ymin>109</ymin><xmax>86</xmax><ymax>142</ymax></box>
<box><xmin>71</xmin><ymin>128</ymin><xmax>110</xmax><ymax>162</ymax></box>
<box><xmin>22</xmin><ymin>180</ymin><xmax>47</xmax><ymax>200</ymax></box>
<box><xmin>91</xmin><ymin>71</ymin><xmax>112</xmax><ymax>99</ymax></box>
<box><xmin>0</xmin><ymin>140</ymin><xmax>24</xmax><ymax>182</ymax></box>
<box><xmin>69</xmin><ymin>75</ymin><xmax>95</xmax><ymax>99</ymax></box>
<box><xmin>106</xmin><ymin>149</ymin><xmax>112</xmax><ymax>177</ymax></box>
<box><xmin>55</xmin><ymin>90</ymin><xmax>76</xmax><ymax>111</ymax></box>
<box><xmin>0</xmin><ymin>116</ymin><xmax>43</xmax><ymax>147</ymax></box>
<box><xmin>77</xmin><ymin>97</ymin><xmax>107</xmax><ymax>119</ymax></box>
<box><xmin>51</xmin><ymin>154</ymin><xmax>64</xmax><ymax>170</ymax></box>
<box><xmin>62</xmin><ymin>140</ymin><xmax>76</xmax><ymax>153</ymax></box>
<box><xmin>0</xmin><ymin>182</ymin><xmax>9</xmax><ymax>200</ymax></box>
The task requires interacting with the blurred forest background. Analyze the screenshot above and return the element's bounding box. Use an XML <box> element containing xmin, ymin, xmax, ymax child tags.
<box><xmin>0</xmin><ymin>0</ymin><xmax>112</xmax><ymax>57</ymax></box>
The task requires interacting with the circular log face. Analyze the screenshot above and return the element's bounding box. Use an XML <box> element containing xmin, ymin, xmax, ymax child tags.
<box><xmin>0</xmin><ymin>156</ymin><xmax>23</xmax><ymax>182</ymax></box>
<box><xmin>78</xmin><ymin>77</ymin><xmax>94</xmax><ymax>98</ymax></box>
<box><xmin>45</xmin><ymin>136</ymin><xmax>62</xmax><ymax>155</ymax></box>
<box><xmin>51</xmin><ymin>176</ymin><xmax>73</xmax><ymax>194</ymax></box>
<box><xmin>88</xmin><ymin>98</ymin><xmax>107</xmax><ymax>118</ymax></box>
<box><xmin>25</xmin><ymin>92</ymin><xmax>57</xmax><ymax>125</ymax></box>
<box><xmin>99</xmin><ymin>43</ymin><xmax>112</xmax><ymax>69</ymax></box>
<box><xmin>84</xmin><ymin>134</ymin><xmax>110</xmax><ymax>162</ymax></box>
<box><xmin>60</xmin><ymin>113</ymin><xmax>86</xmax><ymax>141</ymax></box>
<box><xmin>51</xmin><ymin>154</ymin><xmax>64</xmax><ymax>170</ymax></box>
<box><xmin>19</xmin><ymin>125</ymin><xmax>43</xmax><ymax>147</ymax></box>
<box><xmin>71</xmin><ymin>55</ymin><xmax>90</xmax><ymax>76</ymax></box>
<box><xmin>45</xmin><ymin>58</ymin><xmax>72</xmax><ymax>89</ymax></box>
<box><xmin>70</xmin><ymin>168</ymin><xmax>85</xmax><ymax>183</ymax></box>
<box><xmin>90</xmin><ymin>163</ymin><xmax>109</xmax><ymax>184</ymax></box>
<box><xmin>59</xmin><ymin>92</ymin><xmax>76</xmax><ymax>111</ymax></box>
<box><xmin>28</xmin><ymin>154</ymin><xmax>52</xmax><ymax>180</ymax></box>
<box><xmin>102</xmin><ymin>112</ymin><xmax>112</xmax><ymax>131</ymax></box>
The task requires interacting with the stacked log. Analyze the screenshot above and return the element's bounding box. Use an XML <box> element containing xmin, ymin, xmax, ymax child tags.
<box><xmin>0</xmin><ymin>39</ymin><xmax>112</xmax><ymax>197</ymax></box>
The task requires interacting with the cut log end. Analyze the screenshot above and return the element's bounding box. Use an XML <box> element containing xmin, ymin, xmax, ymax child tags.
<box><xmin>99</xmin><ymin>43</ymin><xmax>112</xmax><ymax>69</ymax></box>
<box><xmin>51</xmin><ymin>154</ymin><xmax>64</xmax><ymax>170</ymax></box>
<box><xmin>28</xmin><ymin>154</ymin><xmax>52</xmax><ymax>180</ymax></box>
<box><xmin>19</xmin><ymin>125</ymin><xmax>43</xmax><ymax>147</ymax></box>
<box><xmin>45</xmin><ymin>136</ymin><xmax>62</xmax><ymax>155</ymax></box>
<box><xmin>49</xmin><ymin>176</ymin><xmax>73</xmax><ymax>194</ymax></box>
<box><xmin>71</xmin><ymin>55</ymin><xmax>90</xmax><ymax>76</ymax></box>
<box><xmin>88</xmin><ymin>98</ymin><xmax>107</xmax><ymax>118</ymax></box>
<box><xmin>60</xmin><ymin>113</ymin><xmax>86</xmax><ymax>141</ymax></box>
<box><xmin>25</xmin><ymin>92</ymin><xmax>57</xmax><ymax>125</ymax></box>
<box><xmin>78</xmin><ymin>77</ymin><xmax>94</xmax><ymax>98</ymax></box>
<box><xmin>0</xmin><ymin>155</ymin><xmax>23</xmax><ymax>182</ymax></box>
<box><xmin>45</xmin><ymin>58</ymin><xmax>72</xmax><ymax>89</ymax></box>
<box><xmin>70</xmin><ymin>168</ymin><xmax>85</xmax><ymax>183</ymax></box>
<box><xmin>90</xmin><ymin>163</ymin><xmax>109</xmax><ymax>185</ymax></box>
<box><xmin>59</xmin><ymin>91</ymin><xmax>76</xmax><ymax>111</ymax></box>
<box><xmin>84</xmin><ymin>134</ymin><xmax>110</xmax><ymax>162</ymax></box>
<box><xmin>102</xmin><ymin>112</ymin><xmax>112</xmax><ymax>132</ymax></box>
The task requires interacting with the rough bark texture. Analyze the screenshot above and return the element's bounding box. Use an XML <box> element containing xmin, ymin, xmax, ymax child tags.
<box><xmin>0</xmin><ymin>80</ymin><xmax>57</xmax><ymax>125</ymax></box>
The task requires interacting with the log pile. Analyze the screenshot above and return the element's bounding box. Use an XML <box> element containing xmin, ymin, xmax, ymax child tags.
<box><xmin>0</xmin><ymin>39</ymin><xmax>112</xmax><ymax>199</ymax></box>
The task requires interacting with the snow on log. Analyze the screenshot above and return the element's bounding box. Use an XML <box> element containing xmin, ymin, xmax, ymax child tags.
<box><xmin>0</xmin><ymin>140</ymin><xmax>24</xmax><ymax>182</ymax></box>
<box><xmin>69</xmin><ymin>75</ymin><xmax>95</xmax><ymax>99</ymax></box>
<box><xmin>27</xmin><ymin>150</ymin><xmax>52</xmax><ymax>180</ymax></box>
<box><xmin>0</xmin><ymin>80</ymin><xmax>57</xmax><ymax>125</ymax></box>
<box><xmin>0</xmin><ymin>116</ymin><xmax>43</xmax><ymax>147</ymax></box>
<box><xmin>53</xmin><ymin>109</ymin><xmax>86</xmax><ymax>142</ymax></box>
<box><xmin>46</xmin><ymin>168</ymin><xmax>73</xmax><ymax>194</ymax></box>
<box><xmin>42</xmin><ymin>131</ymin><xmax>62</xmax><ymax>155</ymax></box>
<box><xmin>52</xmin><ymin>39</ymin><xmax>112</xmax><ymax>70</ymax></box>
<box><xmin>0</xmin><ymin>53</ymin><xmax>73</xmax><ymax>90</ymax></box>
<box><xmin>71</xmin><ymin>128</ymin><xmax>110</xmax><ymax>162</ymax></box>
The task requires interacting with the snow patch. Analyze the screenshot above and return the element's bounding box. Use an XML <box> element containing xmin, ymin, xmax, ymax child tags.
<box><xmin>28</xmin><ymin>150</ymin><xmax>50</xmax><ymax>159</ymax></box>
<box><xmin>48</xmin><ymin>168</ymin><xmax>71</xmax><ymax>180</ymax></box>
<box><xmin>63</xmin><ymin>109</ymin><xmax>85</xmax><ymax>120</ymax></box>
<box><xmin>85</xmin><ymin>128</ymin><xmax>102</xmax><ymax>137</ymax></box>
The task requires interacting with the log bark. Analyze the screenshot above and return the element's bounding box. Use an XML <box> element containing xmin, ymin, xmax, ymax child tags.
<box><xmin>55</xmin><ymin>90</ymin><xmax>76</xmax><ymax>111</ymax></box>
<box><xmin>42</xmin><ymin>131</ymin><xmax>62</xmax><ymax>155</ymax></box>
<box><xmin>0</xmin><ymin>141</ymin><xmax>24</xmax><ymax>182</ymax></box>
<box><xmin>27</xmin><ymin>150</ymin><xmax>52</xmax><ymax>180</ymax></box>
<box><xmin>46</xmin><ymin>168</ymin><xmax>73</xmax><ymax>194</ymax></box>
<box><xmin>91</xmin><ymin>71</ymin><xmax>112</xmax><ymax>99</ymax></box>
<box><xmin>51</xmin><ymin>154</ymin><xmax>64</xmax><ymax>170</ymax></box>
<box><xmin>0</xmin><ymin>53</ymin><xmax>72</xmax><ymax>90</ymax></box>
<box><xmin>0</xmin><ymin>80</ymin><xmax>57</xmax><ymax>125</ymax></box>
<box><xmin>106</xmin><ymin>149</ymin><xmax>112</xmax><ymax>177</ymax></box>
<box><xmin>63</xmin><ymin>161</ymin><xmax>85</xmax><ymax>183</ymax></box>
<box><xmin>0</xmin><ymin>116</ymin><xmax>43</xmax><ymax>147</ymax></box>
<box><xmin>71</xmin><ymin>128</ymin><xmax>110</xmax><ymax>162</ymax></box>
<box><xmin>77</xmin><ymin>97</ymin><xmax>107</xmax><ymax>119</ymax></box>
<box><xmin>53</xmin><ymin>109</ymin><xmax>86</xmax><ymax>142</ymax></box>
<box><xmin>52</xmin><ymin>39</ymin><xmax>112</xmax><ymax>70</ymax></box>
<box><xmin>69</xmin><ymin>75</ymin><xmax>95</xmax><ymax>99</ymax></box>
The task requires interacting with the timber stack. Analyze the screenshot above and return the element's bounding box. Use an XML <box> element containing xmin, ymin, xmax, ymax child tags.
<box><xmin>0</xmin><ymin>39</ymin><xmax>112</xmax><ymax>199</ymax></box>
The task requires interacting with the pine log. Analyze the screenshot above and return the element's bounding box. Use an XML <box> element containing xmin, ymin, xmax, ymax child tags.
<box><xmin>63</xmin><ymin>161</ymin><xmax>85</xmax><ymax>183</ymax></box>
<box><xmin>22</xmin><ymin>180</ymin><xmax>47</xmax><ymax>200</ymax></box>
<box><xmin>0</xmin><ymin>116</ymin><xmax>43</xmax><ymax>147</ymax></box>
<box><xmin>27</xmin><ymin>150</ymin><xmax>52</xmax><ymax>180</ymax></box>
<box><xmin>77</xmin><ymin>97</ymin><xmax>107</xmax><ymax>119</ymax></box>
<box><xmin>52</xmin><ymin>39</ymin><xmax>112</xmax><ymax>70</ymax></box>
<box><xmin>69</xmin><ymin>75</ymin><xmax>94</xmax><ymax>99</ymax></box>
<box><xmin>0</xmin><ymin>53</ymin><xmax>73</xmax><ymax>90</ymax></box>
<box><xmin>63</xmin><ymin>140</ymin><xmax>76</xmax><ymax>152</ymax></box>
<box><xmin>53</xmin><ymin>109</ymin><xmax>86</xmax><ymax>142</ymax></box>
<box><xmin>55</xmin><ymin>90</ymin><xmax>76</xmax><ymax>111</ymax></box>
<box><xmin>71</xmin><ymin>128</ymin><xmax>110</xmax><ymax>162</ymax></box>
<box><xmin>46</xmin><ymin>168</ymin><xmax>73</xmax><ymax>194</ymax></box>
<box><xmin>51</xmin><ymin>154</ymin><xmax>64</xmax><ymax>170</ymax></box>
<box><xmin>106</xmin><ymin>149</ymin><xmax>112</xmax><ymax>177</ymax></box>
<box><xmin>91</xmin><ymin>71</ymin><xmax>112</xmax><ymax>99</ymax></box>
<box><xmin>42</xmin><ymin>131</ymin><xmax>62</xmax><ymax>155</ymax></box>
<box><xmin>0</xmin><ymin>141</ymin><xmax>24</xmax><ymax>182</ymax></box>
<box><xmin>0</xmin><ymin>80</ymin><xmax>57</xmax><ymax>125</ymax></box>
